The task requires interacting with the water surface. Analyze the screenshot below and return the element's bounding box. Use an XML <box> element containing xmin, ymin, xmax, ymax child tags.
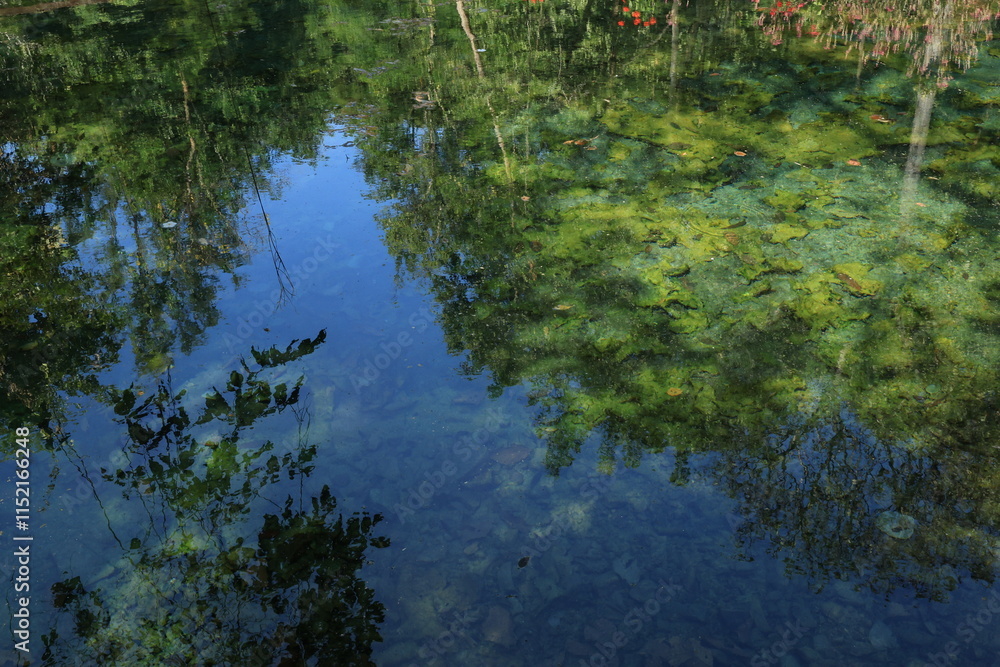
<box><xmin>2</xmin><ymin>0</ymin><xmax>1000</xmax><ymax>664</ymax></box>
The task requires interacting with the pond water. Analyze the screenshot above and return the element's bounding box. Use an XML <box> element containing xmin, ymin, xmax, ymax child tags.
<box><xmin>2</xmin><ymin>0</ymin><xmax>1000</xmax><ymax>665</ymax></box>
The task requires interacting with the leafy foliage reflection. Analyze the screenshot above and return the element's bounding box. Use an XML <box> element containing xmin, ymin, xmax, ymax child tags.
<box><xmin>41</xmin><ymin>332</ymin><xmax>390</xmax><ymax>666</ymax></box>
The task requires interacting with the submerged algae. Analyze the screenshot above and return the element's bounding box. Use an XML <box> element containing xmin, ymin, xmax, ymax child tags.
<box><xmin>473</xmin><ymin>83</ymin><xmax>1000</xmax><ymax>467</ymax></box>
<box><xmin>349</xmin><ymin>22</ymin><xmax>1000</xmax><ymax>475</ymax></box>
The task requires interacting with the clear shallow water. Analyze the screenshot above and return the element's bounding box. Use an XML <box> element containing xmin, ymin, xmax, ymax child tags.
<box><xmin>3</xmin><ymin>0</ymin><xmax>1000</xmax><ymax>665</ymax></box>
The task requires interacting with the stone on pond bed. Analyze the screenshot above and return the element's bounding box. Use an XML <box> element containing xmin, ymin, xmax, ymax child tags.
<box><xmin>492</xmin><ymin>445</ymin><xmax>531</xmax><ymax>465</ymax></box>
<box><xmin>482</xmin><ymin>606</ymin><xmax>514</xmax><ymax>646</ymax></box>
<box><xmin>876</xmin><ymin>511</ymin><xmax>916</xmax><ymax>539</ymax></box>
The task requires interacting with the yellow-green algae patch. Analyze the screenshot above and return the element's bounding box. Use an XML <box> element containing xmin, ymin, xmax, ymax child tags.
<box><xmin>832</xmin><ymin>262</ymin><xmax>882</xmax><ymax>296</ymax></box>
<box><xmin>768</xmin><ymin>223</ymin><xmax>810</xmax><ymax>244</ymax></box>
<box><xmin>476</xmin><ymin>92</ymin><xmax>1000</xmax><ymax>462</ymax></box>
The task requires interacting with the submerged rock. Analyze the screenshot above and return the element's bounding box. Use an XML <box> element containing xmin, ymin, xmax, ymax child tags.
<box><xmin>612</xmin><ymin>554</ymin><xmax>642</xmax><ymax>586</ymax></box>
<box><xmin>492</xmin><ymin>445</ymin><xmax>531</xmax><ymax>465</ymax></box>
<box><xmin>482</xmin><ymin>606</ymin><xmax>514</xmax><ymax>646</ymax></box>
<box><xmin>876</xmin><ymin>511</ymin><xmax>917</xmax><ymax>539</ymax></box>
<box><xmin>869</xmin><ymin>619</ymin><xmax>898</xmax><ymax>650</ymax></box>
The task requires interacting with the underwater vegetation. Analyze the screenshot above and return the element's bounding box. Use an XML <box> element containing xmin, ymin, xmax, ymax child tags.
<box><xmin>342</xmin><ymin>11</ymin><xmax>1000</xmax><ymax>658</ymax></box>
<box><xmin>396</xmin><ymin>36</ymin><xmax>1000</xmax><ymax>470</ymax></box>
